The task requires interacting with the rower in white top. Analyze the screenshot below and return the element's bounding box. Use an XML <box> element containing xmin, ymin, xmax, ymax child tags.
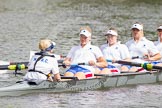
<box><xmin>100</xmin><ymin>27</ymin><xmax>131</xmax><ymax>74</ymax></box>
<box><xmin>125</xmin><ymin>22</ymin><xmax>161</xmax><ymax>72</ymax></box>
<box><xmin>63</xmin><ymin>26</ymin><xmax>107</xmax><ymax>79</ymax></box>
<box><xmin>154</xmin><ymin>25</ymin><xmax>162</xmax><ymax>65</ymax></box>
<box><xmin>24</xmin><ymin>38</ymin><xmax>61</xmax><ymax>84</ymax></box>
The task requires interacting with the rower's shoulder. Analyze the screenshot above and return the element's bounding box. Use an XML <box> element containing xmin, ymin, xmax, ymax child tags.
<box><xmin>125</xmin><ymin>39</ymin><xmax>134</xmax><ymax>46</ymax></box>
<box><xmin>90</xmin><ymin>44</ymin><xmax>101</xmax><ymax>50</ymax></box>
<box><xmin>145</xmin><ymin>38</ymin><xmax>156</xmax><ymax>45</ymax></box>
<box><xmin>118</xmin><ymin>43</ymin><xmax>128</xmax><ymax>48</ymax></box>
<box><xmin>70</xmin><ymin>46</ymin><xmax>80</xmax><ymax>50</ymax></box>
<box><xmin>100</xmin><ymin>44</ymin><xmax>107</xmax><ymax>49</ymax></box>
<box><xmin>154</xmin><ymin>41</ymin><xmax>159</xmax><ymax>45</ymax></box>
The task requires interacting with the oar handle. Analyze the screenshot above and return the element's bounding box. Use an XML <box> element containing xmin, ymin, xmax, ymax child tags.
<box><xmin>71</xmin><ymin>63</ymin><xmax>88</xmax><ymax>66</ymax></box>
<box><xmin>59</xmin><ymin>62</ymin><xmax>88</xmax><ymax>68</ymax></box>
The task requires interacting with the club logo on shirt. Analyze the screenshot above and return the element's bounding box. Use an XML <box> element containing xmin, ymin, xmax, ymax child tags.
<box><xmin>41</xmin><ymin>58</ymin><xmax>48</xmax><ymax>63</ymax></box>
<box><xmin>115</xmin><ymin>47</ymin><xmax>118</xmax><ymax>49</ymax></box>
<box><xmin>33</xmin><ymin>57</ymin><xmax>48</xmax><ymax>63</ymax></box>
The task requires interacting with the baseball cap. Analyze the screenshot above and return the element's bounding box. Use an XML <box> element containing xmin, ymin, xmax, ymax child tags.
<box><xmin>131</xmin><ymin>23</ymin><xmax>143</xmax><ymax>30</ymax></box>
<box><xmin>105</xmin><ymin>30</ymin><xmax>118</xmax><ymax>36</ymax></box>
<box><xmin>79</xmin><ymin>29</ymin><xmax>91</xmax><ymax>37</ymax></box>
<box><xmin>157</xmin><ymin>25</ymin><xmax>162</xmax><ymax>31</ymax></box>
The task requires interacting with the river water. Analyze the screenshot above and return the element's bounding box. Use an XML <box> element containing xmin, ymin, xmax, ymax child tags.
<box><xmin>0</xmin><ymin>0</ymin><xmax>162</xmax><ymax>107</ymax></box>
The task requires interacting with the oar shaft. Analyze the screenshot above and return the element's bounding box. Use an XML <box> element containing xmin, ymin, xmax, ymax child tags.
<box><xmin>71</xmin><ymin>63</ymin><xmax>87</xmax><ymax>66</ymax></box>
<box><xmin>10</xmin><ymin>60</ymin><xmax>63</xmax><ymax>65</ymax></box>
<box><xmin>0</xmin><ymin>61</ymin><xmax>86</xmax><ymax>70</ymax></box>
<box><xmin>116</xmin><ymin>60</ymin><xmax>141</xmax><ymax>67</ymax></box>
<box><xmin>58</xmin><ymin>62</ymin><xmax>88</xmax><ymax>68</ymax></box>
<box><xmin>0</xmin><ymin>64</ymin><xmax>27</xmax><ymax>70</ymax></box>
<box><xmin>61</xmin><ymin>76</ymin><xmax>78</xmax><ymax>80</ymax></box>
<box><xmin>115</xmin><ymin>60</ymin><xmax>162</xmax><ymax>70</ymax></box>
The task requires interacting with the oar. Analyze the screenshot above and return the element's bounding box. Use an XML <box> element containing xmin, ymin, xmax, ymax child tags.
<box><xmin>0</xmin><ymin>60</ymin><xmax>66</xmax><ymax>70</ymax></box>
<box><xmin>0</xmin><ymin>60</ymin><xmax>64</xmax><ymax>69</ymax></box>
<box><xmin>0</xmin><ymin>60</ymin><xmax>64</xmax><ymax>76</ymax></box>
<box><xmin>9</xmin><ymin>60</ymin><xmax>63</xmax><ymax>65</ymax></box>
<box><xmin>61</xmin><ymin>76</ymin><xmax>78</xmax><ymax>80</ymax></box>
<box><xmin>0</xmin><ymin>60</ymin><xmax>11</xmax><ymax>74</ymax></box>
<box><xmin>0</xmin><ymin>62</ymin><xmax>66</xmax><ymax>76</ymax></box>
<box><xmin>0</xmin><ymin>64</ymin><xmax>28</xmax><ymax>70</ymax></box>
<box><xmin>59</xmin><ymin>62</ymin><xmax>88</xmax><ymax>68</ymax></box>
<box><xmin>107</xmin><ymin>60</ymin><xmax>162</xmax><ymax>71</ymax></box>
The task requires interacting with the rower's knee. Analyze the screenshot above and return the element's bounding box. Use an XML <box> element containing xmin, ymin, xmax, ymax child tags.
<box><xmin>155</xmin><ymin>63</ymin><xmax>162</xmax><ymax>67</ymax></box>
<box><xmin>121</xmin><ymin>66</ymin><xmax>129</xmax><ymax>71</ymax></box>
<box><xmin>100</xmin><ymin>68</ymin><xmax>111</xmax><ymax>74</ymax></box>
<box><xmin>64</xmin><ymin>72</ymin><xmax>74</xmax><ymax>77</ymax></box>
<box><xmin>94</xmin><ymin>68</ymin><xmax>101</xmax><ymax>74</ymax></box>
<box><xmin>129</xmin><ymin>67</ymin><xmax>138</xmax><ymax>72</ymax></box>
<box><xmin>74</xmin><ymin>72</ymin><xmax>86</xmax><ymax>80</ymax></box>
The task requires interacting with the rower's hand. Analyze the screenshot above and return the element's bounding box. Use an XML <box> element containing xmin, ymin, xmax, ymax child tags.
<box><xmin>112</xmin><ymin>58</ymin><xmax>116</xmax><ymax>63</ymax></box>
<box><xmin>47</xmin><ymin>77</ymin><xmax>53</xmax><ymax>82</ymax></box>
<box><xmin>63</xmin><ymin>60</ymin><xmax>71</xmax><ymax>66</ymax></box>
<box><xmin>88</xmin><ymin>60</ymin><xmax>96</xmax><ymax>66</ymax></box>
<box><xmin>143</xmin><ymin>54</ymin><xmax>153</xmax><ymax>61</ymax></box>
<box><xmin>53</xmin><ymin>73</ymin><xmax>61</xmax><ymax>82</ymax></box>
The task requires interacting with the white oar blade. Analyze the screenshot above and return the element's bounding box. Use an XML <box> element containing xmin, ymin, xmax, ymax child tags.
<box><xmin>0</xmin><ymin>60</ymin><xmax>9</xmax><ymax>65</ymax></box>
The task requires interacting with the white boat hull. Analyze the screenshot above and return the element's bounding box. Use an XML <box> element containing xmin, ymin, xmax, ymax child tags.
<box><xmin>0</xmin><ymin>71</ymin><xmax>162</xmax><ymax>96</ymax></box>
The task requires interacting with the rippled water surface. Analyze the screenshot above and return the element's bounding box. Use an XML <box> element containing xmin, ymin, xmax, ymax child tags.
<box><xmin>0</xmin><ymin>0</ymin><xmax>162</xmax><ymax>107</ymax></box>
<box><xmin>1</xmin><ymin>84</ymin><xmax>162</xmax><ymax>108</ymax></box>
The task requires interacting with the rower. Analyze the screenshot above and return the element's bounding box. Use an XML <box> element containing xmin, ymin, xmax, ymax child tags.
<box><xmin>63</xmin><ymin>26</ymin><xmax>107</xmax><ymax>79</ymax></box>
<box><xmin>125</xmin><ymin>22</ymin><xmax>161</xmax><ymax>72</ymax></box>
<box><xmin>23</xmin><ymin>38</ymin><xmax>61</xmax><ymax>84</ymax></box>
<box><xmin>100</xmin><ymin>27</ymin><xmax>131</xmax><ymax>74</ymax></box>
<box><xmin>153</xmin><ymin>25</ymin><xmax>162</xmax><ymax>66</ymax></box>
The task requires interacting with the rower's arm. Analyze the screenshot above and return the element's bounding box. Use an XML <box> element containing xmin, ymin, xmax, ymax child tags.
<box><xmin>122</xmin><ymin>58</ymin><xmax>131</xmax><ymax>62</ymax></box>
<box><xmin>63</xmin><ymin>58</ymin><xmax>71</xmax><ymax>66</ymax></box>
<box><xmin>150</xmin><ymin>53</ymin><xmax>161</xmax><ymax>61</ymax></box>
